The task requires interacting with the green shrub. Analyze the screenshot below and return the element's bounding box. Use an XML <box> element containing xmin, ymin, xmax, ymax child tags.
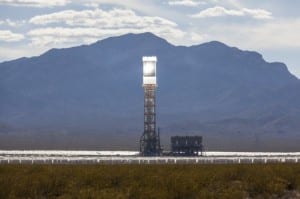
<box><xmin>0</xmin><ymin>164</ymin><xmax>299</xmax><ymax>199</ymax></box>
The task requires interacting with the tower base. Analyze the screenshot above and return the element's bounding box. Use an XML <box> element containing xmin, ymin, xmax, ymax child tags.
<box><xmin>140</xmin><ymin>132</ymin><xmax>161</xmax><ymax>156</ymax></box>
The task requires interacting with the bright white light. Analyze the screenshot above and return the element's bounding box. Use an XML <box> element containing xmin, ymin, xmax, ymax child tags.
<box><xmin>143</xmin><ymin>56</ymin><xmax>157</xmax><ymax>85</ymax></box>
<box><xmin>143</xmin><ymin>62</ymin><xmax>155</xmax><ymax>76</ymax></box>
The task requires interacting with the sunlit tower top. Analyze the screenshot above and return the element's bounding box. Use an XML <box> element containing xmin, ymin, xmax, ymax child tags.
<box><xmin>143</xmin><ymin>56</ymin><xmax>157</xmax><ymax>85</ymax></box>
<box><xmin>140</xmin><ymin>56</ymin><xmax>161</xmax><ymax>156</ymax></box>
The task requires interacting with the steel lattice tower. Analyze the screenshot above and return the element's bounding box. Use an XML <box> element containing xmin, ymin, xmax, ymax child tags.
<box><xmin>140</xmin><ymin>56</ymin><xmax>161</xmax><ymax>156</ymax></box>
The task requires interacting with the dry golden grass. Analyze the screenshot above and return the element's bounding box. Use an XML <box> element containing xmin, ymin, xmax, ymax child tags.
<box><xmin>0</xmin><ymin>164</ymin><xmax>300</xmax><ymax>199</ymax></box>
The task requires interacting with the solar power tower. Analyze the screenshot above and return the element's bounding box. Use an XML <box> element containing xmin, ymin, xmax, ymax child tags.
<box><xmin>140</xmin><ymin>56</ymin><xmax>161</xmax><ymax>156</ymax></box>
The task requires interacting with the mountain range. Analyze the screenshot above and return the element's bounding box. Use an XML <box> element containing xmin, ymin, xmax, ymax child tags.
<box><xmin>1</xmin><ymin>32</ymin><xmax>300</xmax><ymax>151</ymax></box>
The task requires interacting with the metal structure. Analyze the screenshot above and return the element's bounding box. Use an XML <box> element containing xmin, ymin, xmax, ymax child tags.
<box><xmin>140</xmin><ymin>56</ymin><xmax>161</xmax><ymax>156</ymax></box>
<box><xmin>171</xmin><ymin>136</ymin><xmax>203</xmax><ymax>156</ymax></box>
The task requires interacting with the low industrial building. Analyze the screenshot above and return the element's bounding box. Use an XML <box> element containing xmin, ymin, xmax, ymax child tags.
<box><xmin>171</xmin><ymin>136</ymin><xmax>203</xmax><ymax>156</ymax></box>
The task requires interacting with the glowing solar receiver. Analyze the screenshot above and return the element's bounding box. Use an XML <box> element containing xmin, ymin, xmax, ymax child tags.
<box><xmin>143</xmin><ymin>56</ymin><xmax>157</xmax><ymax>85</ymax></box>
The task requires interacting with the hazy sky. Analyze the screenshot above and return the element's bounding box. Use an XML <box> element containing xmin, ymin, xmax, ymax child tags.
<box><xmin>0</xmin><ymin>0</ymin><xmax>299</xmax><ymax>77</ymax></box>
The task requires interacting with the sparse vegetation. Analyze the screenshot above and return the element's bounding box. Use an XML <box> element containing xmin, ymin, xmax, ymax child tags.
<box><xmin>0</xmin><ymin>164</ymin><xmax>300</xmax><ymax>199</ymax></box>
